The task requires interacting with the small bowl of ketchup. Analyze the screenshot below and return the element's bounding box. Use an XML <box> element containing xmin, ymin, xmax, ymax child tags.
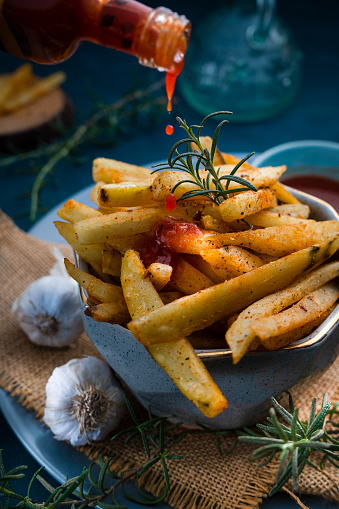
<box><xmin>253</xmin><ymin>140</ymin><xmax>339</xmax><ymax>212</ymax></box>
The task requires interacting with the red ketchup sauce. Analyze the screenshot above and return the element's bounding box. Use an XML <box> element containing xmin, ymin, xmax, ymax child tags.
<box><xmin>281</xmin><ymin>174</ymin><xmax>339</xmax><ymax>212</ymax></box>
<box><xmin>138</xmin><ymin>217</ymin><xmax>203</xmax><ymax>269</ymax></box>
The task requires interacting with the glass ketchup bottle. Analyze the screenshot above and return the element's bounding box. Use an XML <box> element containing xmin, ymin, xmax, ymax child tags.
<box><xmin>0</xmin><ymin>0</ymin><xmax>191</xmax><ymax>78</ymax></box>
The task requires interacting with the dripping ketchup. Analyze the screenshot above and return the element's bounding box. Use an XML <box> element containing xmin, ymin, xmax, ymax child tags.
<box><xmin>166</xmin><ymin>72</ymin><xmax>177</xmax><ymax>112</ymax></box>
<box><xmin>139</xmin><ymin>217</ymin><xmax>203</xmax><ymax>268</ymax></box>
<box><xmin>165</xmin><ymin>192</ymin><xmax>176</xmax><ymax>210</ymax></box>
<box><xmin>281</xmin><ymin>174</ymin><xmax>339</xmax><ymax>212</ymax></box>
<box><xmin>165</xmin><ymin>124</ymin><xmax>174</xmax><ymax>136</ymax></box>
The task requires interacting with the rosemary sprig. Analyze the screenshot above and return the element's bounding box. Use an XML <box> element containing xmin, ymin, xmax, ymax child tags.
<box><xmin>152</xmin><ymin>111</ymin><xmax>256</xmax><ymax>205</ymax></box>
<box><xmin>238</xmin><ymin>393</ymin><xmax>339</xmax><ymax>496</ymax></box>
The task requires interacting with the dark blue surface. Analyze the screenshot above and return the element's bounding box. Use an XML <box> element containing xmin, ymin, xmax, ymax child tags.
<box><xmin>1</xmin><ymin>0</ymin><xmax>339</xmax><ymax>507</ymax></box>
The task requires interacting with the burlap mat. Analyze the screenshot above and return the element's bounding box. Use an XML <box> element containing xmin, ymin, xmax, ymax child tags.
<box><xmin>0</xmin><ymin>209</ymin><xmax>338</xmax><ymax>508</ymax></box>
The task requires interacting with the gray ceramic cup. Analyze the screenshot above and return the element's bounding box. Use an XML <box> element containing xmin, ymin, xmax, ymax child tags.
<box><xmin>78</xmin><ymin>188</ymin><xmax>339</xmax><ymax>430</ymax></box>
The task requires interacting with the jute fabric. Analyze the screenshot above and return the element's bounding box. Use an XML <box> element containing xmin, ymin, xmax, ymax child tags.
<box><xmin>0</xmin><ymin>210</ymin><xmax>338</xmax><ymax>508</ymax></box>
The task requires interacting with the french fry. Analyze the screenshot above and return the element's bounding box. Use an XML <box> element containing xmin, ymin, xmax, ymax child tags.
<box><xmin>97</xmin><ymin>182</ymin><xmax>155</xmax><ymax>208</ymax></box>
<box><xmin>92</xmin><ymin>158</ymin><xmax>153</xmax><ymax>183</ymax></box>
<box><xmin>251</xmin><ymin>282</ymin><xmax>339</xmax><ymax>341</ymax></box>
<box><xmin>121</xmin><ymin>249</ymin><xmax>227</xmax><ymax>417</ymax></box>
<box><xmin>183</xmin><ymin>254</ymin><xmax>220</xmax><ymax>283</ymax></box>
<box><xmin>57</xmin><ymin>199</ymin><xmax>102</xmax><ymax>223</ymax></box>
<box><xmin>102</xmin><ymin>248</ymin><xmax>122</xmax><ymax>277</ymax></box>
<box><xmin>85</xmin><ymin>300</ymin><xmax>130</xmax><ymax>323</ymax></box>
<box><xmin>0</xmin><ymin>64</ymin><xmax>34</xmax><ymax>113</ymax></box>
<box><xmin>195</xmin><ymin>136</ymin><xmax>226</xmax><ymax>166</ymax></box>
<box><xmin>54</xmin><ymin>221</ymin><xmax>103</xmax><ymax>265</ymax></box>
<box><xmin>128</xmin><ymin>239</ymin><xmax>339</xmax><ymax>347</ymax></box>
<box><xmin>246</xmin><ymin>210</ymin><xmax>314</xmax><ymax>227</ymax></box>
<box><xmin>260</xmin><ymin>306</ymin><xmax>334</xmax><ymax>350</ymax></box>
<box><xmin>74</xmin><ymin>208</ymin><xmax>169</xmax><ymax>244</ymax></box>
<box><xmin>169</xmin><ymin>257</ymin><xmax>214</xmax><ymax>294</ymax></box>
<box><xmin>64</xmin><ymin>258</ymin><xmax>123</xmax><ymax>299</ymax></box>
<box><xmin>268</xmin><ymin>204</ymin><xmax>310</xmax><ymax>218</ymax></box>
<box><xmin>200</xmin><ymin>246</ymin><xmax>264</xmax><ymax>281</ymax></box>
<box><xmin>146</xmin><ymin>263</ymin><xmax>173</xmax><ymax>291</ymax></box>
<box><xmin>272</xmin><ymin>182</ymin><xmax>301</xmax><ymax>204</ymax></box>
<box><xmin>3</xmin><ymin>71</ymin><xmax>66</xmax><ymax>113</ymax></box>
<box><xmin>218</xmin><ymin>189</ymin><xmax>277</xmax><ymax>222</ymax></box>
<box><xmin>226</xmin><ymin>260</ymin><xmax>339</xmax><ymax>363</ymax></box>
<box><xmin>199</xmin><ymin>215</ymin><xmax>232</xmax><ymax>233</ymax></box>
<box><xmin>152</xmin><ymin>167</ymin><xmax>286</xmax><ymax>203</ymax></box>
<box><xmin>196</xmin><ymin>221</ymin><xmax>339</xmax><ymax>257</ymax></box>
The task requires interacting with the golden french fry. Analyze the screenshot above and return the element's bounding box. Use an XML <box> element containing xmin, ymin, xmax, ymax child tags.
<box><xmin>121</xmin><ymin>249</ymin><xmax>227</xmax><ymax>417</ymax></box>
<box><xmin>97</xmin><ymin>182</ymin><xmax>155</xmax><ymax>208</ymax></box>
<box><xmin>87</xmin><ymin>279</ymin><xmax>123</xmax><ymax>302</ymax></box>
<box><xmin>169</xmin><ymin>257</ymin><xmax>214</xmax><ymax>295</ymax></box>
<box><xmin>0</xmin><ymin>64</ymin><xmax>34</xmax><ymax>113</ymax></box>
<box><xmin>73</xmin><ymin>207</ymin><xmax>169</xmax><ymax>244</ymax></box>
<box><xmin>57</xmin><ymin>199</ymin><xmax>102</xmax><ymax>223</ymax></box>
<box><xmin>200</xmin><ymin>246</ymin><xmax>264</xmax><ymax>281</ymax></box>
<box><xmin>261</xmin><ymin>306</ymin><xmax>334</xmax><ymax>350</ymax></box>
<box><xmin>246</xmin><ymin>210</ymin><xmax>314</xmax><ymax>227</ymax></box>
<box><xmin>102</xmin><ymin>248</ymin><xmax>122</xmax><ymax>277</ymax></box>
<box><xmin>198</xmin><ymin>220</ymin><xmax>339</xmax><ymax>257</ymax></box>
<box><xmin>226</xmin><ymin>260</ymin><xmax>339</xmax><ymax>363</ymax></box>
<box><xmin>268</xmin><ymin>204</ymin><xmax>310</xmax><ymax>218</ymax></box>
<box><xmin>219</xmin><ymin>189</ymin><xmax>277</xmax><ymax>222</ymax></box>
<box><xmin>92</xmin><ymin>158</ymin><xmax>153</xmax><ymax>183</ymax></box>
<box><xmin>199</xmin><ymin>215</ymin><xmax>232</xmax><ymax>233</ymax></box>
<box><xmin>64</xmin><ymin>258</ymin><xmax>122</xmax><ymax>299</ymax></box>
<box><xmin>128</xmin><ymin>239</ymin><xmax>339</xmax><ymax>347</ymax></box>
<box><xmin>272</xmin><ymin>182</ymin><xmax>301</xmax><ymax>204</ymax></box>
<box><xmin>251</xmin><ymin>282</ymin><xmax>339</xmax><ymax>340</ymax></box>
<box><xmin>4</xmin><ymin>71</ymin><xmax>66</xmax><ymax>113</ymax></box>
<box><xmin>146</xmin><ymin>263</ymin><xmax>173</xmax><ymax>291</ymax></box>
<box><xmin>54</xmin><ymin>221</ymin><xmax>103</xmax><ymax>265</ymax></box>
<box><xmin>183</xmin><ymin>254</ymin><xmax>220</xmax><ymax>283</ymax></box>
<box><xmin>194</xmin><ymin>136</ymin><xmax>226</xmax><ymax>166</ymax></box>
<box><xmin>85</xmin><ymin>300</ymin><xmax>130</xmax><ymax>323</ymax></box>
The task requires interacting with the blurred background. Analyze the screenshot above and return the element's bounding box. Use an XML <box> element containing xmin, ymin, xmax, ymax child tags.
<box><xmin>0</xmin><ymin>0</ymin><xmax>338</xmax><ymax>231</ymax></box>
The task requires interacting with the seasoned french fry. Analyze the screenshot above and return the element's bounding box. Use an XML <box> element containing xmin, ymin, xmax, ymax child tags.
<box><xmin>74</xmin><ymin>208</ymin><xmax>169</xmax><ymax>244</ymax></box>
<box><xmin>199</xmin><ymin>215</ymin><xmax>232</xmax><ymax>233</ymax></box>
<box><xmin>183</xmin><ymin>254</ymin><xmax>220</xmax><ymax>283</ymax></box>
<box><xmin>3</xmin><ymin>71</ymin><xmax>66</xmax><ymax>113</ymax></box>
<box><xmin>0</xmin><ymin>64</ymin><xmax>34</xmax><ymax>113</ymax></box>
<box><xmin>87</xmin><ymin>279</ymin><xmax>123</xmax><ymax>302</ymax></box>
<box><xmin>196</xmin><ymin>221</ymin><xmax>339</xmax><ymax>257</ymax></box>
<box><xmin>64</xmin><ymin>258</ymin><xmax>122</xmax><ymax>299</ymax></box>
<box><xmin>54</xmin><ymin>221</ymin><xmax>103</xmax><ymax>265</ymax></box>
<box><xmin>128</xmin><ymin>239</ymin><xmax>339</xmax><ymax>346</ymax></box>
<box><xmin>57</xmin><ymin>199</ymin><xmax>101</xmax><ymax>223</ymax></box>
<box><xmin>92</xmin><ymin>158</ymin><xmax>153</xmax><ymax>183</ymax></box>
<box><xmin>169</xmin><ymin>257</ymin><xmax>214</xmax><ymax>294</ymax></box>
<box><xmin>85</xmin><ymin>300</ymin><xmax>130</xmax><ymax>323</ymax></box>
<box><xmin>251</xmin><ymin>282</ymin><xmax>339</xmax><ymax>341</ymax></box>
<box><xmin>200</xmin><ymin>246</ymin><xmax>264</xmax><ymax>281</ymax></box>
<box><xmin>272</xmin><ymin>182</ymin><xmax>301</xmax><ymax>204</ymax></box>
<box><xmin>97</xmin><ymin>182</ymin><xmax>155</xmax><ymax>208</ymax></box>
<box><xmin>268</xmin><ymin>204</ymin><xmax>310</xmax><ymax>218</ymax></box>
<box><xmin>146</xmin><ymin>263</ymin><xmax>173</xmax><ymax>291</ymax></box>
<box><xmin>226</xmin><ymin>260</ymin><xmax>339</xmax><ymax>363</ymax></box>
<box><xmin>102</xmin><ymin>248</ymin><xmax>122</xmax><ymax>277</ymax></box>
<box><xmin>219</xmin><ymin>189</ymin><xmax>277</xmax><ymax>222</ymax></box>
<box><xmin>246</xmin><ymin>210</ymin><xmax>314</xmax><ymax>227</ymax></box>
<box><xmin>260</xmin><ymin>306</ymin><xmax>334</xmax><ymax>350</ymax></box>
<box><xmin>121</xmin><ymin>250</ymin><xmax>227</xmax><ymax>417</ymax></box>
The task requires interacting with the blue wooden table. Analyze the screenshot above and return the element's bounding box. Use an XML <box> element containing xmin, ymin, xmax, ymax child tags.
<box><xmin>1</xmin><ymin>0</ymin><xmax>339</xmax><ymax>507</ymax></box>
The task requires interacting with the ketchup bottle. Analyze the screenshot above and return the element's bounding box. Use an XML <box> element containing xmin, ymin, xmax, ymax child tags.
<box><xmin>0</xmin><ymin>0</ymin><xmax>191</xmax><ymax>77</ymax></box>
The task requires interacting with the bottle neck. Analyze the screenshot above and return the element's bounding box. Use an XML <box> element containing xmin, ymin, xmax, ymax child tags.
<box><xmin>82</xmin><ymin>1</ymin><xmax>191</xmax><ymax>75</ymax></box>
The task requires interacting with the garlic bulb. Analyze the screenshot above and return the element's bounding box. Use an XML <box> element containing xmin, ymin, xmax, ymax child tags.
<box><xmin>43</xmin><ymin>356</ymin><xmax>125</xmax><ymax>446</ymax></box>
<box><xmin>12</xmin><ymin>275</ymin><xmax>83</xmax><ymax>347</ymax></box>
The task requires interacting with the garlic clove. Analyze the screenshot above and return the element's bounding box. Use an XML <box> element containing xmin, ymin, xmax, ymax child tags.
<box><xmin>12</xmin><ymin>275</ymin><xmax>83</xmax><ymax>347</ymax></box>
<box><xmin>43</xmin><ymin>356</ymin><xmax>125</xmax><ymax>446</ymax></box>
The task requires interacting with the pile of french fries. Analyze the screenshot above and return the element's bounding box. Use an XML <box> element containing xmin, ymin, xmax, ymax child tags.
<box><xmin>56</xmin><ymin>137</ymin><xmax>339</xmax><ymax>418</ymax></box>
<box><xmin>0</xmin><ymin>63</ymin><xmax>66</xmax><ymax>115</ymax></box>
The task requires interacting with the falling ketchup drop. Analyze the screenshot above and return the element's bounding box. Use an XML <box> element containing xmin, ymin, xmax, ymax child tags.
<box><xmin>165</xmin><ymin>124</ymin><xmax>174</xmax><ymax>135</ymax></box>
<box><xmin>165</xmin><ymin>193</ymin><xmax>176</xmax><ymax>211</ymax></box>
<box><xmin>166</xmin><ymin>72</ymin><xmax>177</xmax><ymax>112</ymax></box>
